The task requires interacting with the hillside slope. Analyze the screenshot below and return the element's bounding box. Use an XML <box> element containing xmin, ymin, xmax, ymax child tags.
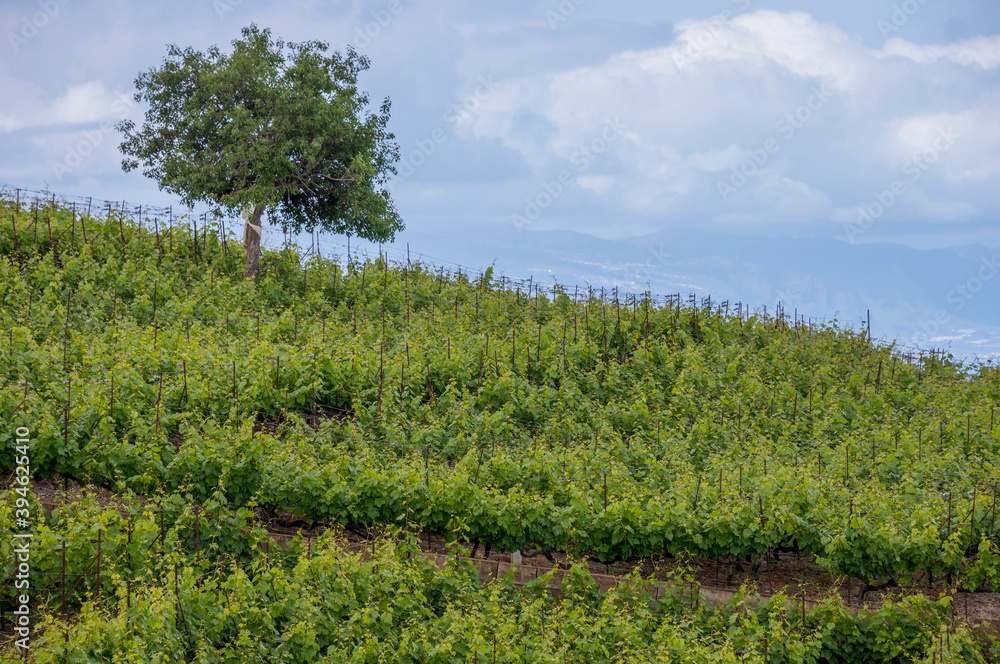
<box><xmin>1</xmin><ymin>196</ymin><xmax>998</xmax><ymax>661</ymax></box>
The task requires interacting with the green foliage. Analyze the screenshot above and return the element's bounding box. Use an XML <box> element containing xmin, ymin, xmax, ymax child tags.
<box><xmin>0</xmin><ymin>503</ymin><xmax>972</xmax><ymax>663</ymax></box>
<box><xmin>1</xmin><ymin>198</ymin><xmax>999</xmax><ymax>660</ymax></box>
<box><xmin>118</xmin><ymin>24</ymin><xmax>402</xmax><ymax>242</ymax></box>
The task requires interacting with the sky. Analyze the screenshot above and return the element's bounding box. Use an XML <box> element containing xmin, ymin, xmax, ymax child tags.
<box><xmin>1</xmin><ymin>0</ymin><xmax>999</xmax><ymax>358</ymax></box>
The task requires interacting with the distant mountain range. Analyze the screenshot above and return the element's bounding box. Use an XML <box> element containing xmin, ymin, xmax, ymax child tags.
<box><xmin>300</xmin><ymin>221</ymin><xmax>1000</xmax><ymax>362</ymax></box>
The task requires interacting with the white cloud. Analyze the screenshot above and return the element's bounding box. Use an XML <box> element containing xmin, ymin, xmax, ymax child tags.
<box><xmin>49</xmin><ymin>82</ymin><xmax>126</xmax><ymax>125</ymax></box>
<box><xmin>468</xmin><ymin>9</ymin><xmax>1000</xmax><ymax>229</ymax></box>
<box><xmin>577</xmin><ymin>174</ymin><xmax>614</xmax><ymax>194</ymax></box>
<box><xmin>717</xmin><ymin>174</ymin><xmax>832</xmax><ymax>225</ymax></box>
<box><xmin>886</xmin><ymin>102</ymin><xmax>1000</xmax><ymax>182</ymax></box>
<box><xmin>0</xmin><ymin>112</ymin><xmax>22</xmax><ymax>132</ymax></box>
<box><xmin>688</xmin><ymin>144</ymin><xmax>743</xmax><ymax>172</ymax></box>
<box><xmin>0</xmin><ymin>81</ymin><xmax>132</xmax><ymax>132</ymax></box>
<box><xmin>882</xmin><ymin>35</ymin><xmax>1000</xmax><ymax>70</ymax></box>
<box><xmin>667</xmin><ymin>10</ymin><xmax>868</xmax><ymax>93</ymax></box>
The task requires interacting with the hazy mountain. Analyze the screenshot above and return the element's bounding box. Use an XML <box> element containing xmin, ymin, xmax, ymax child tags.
<box><xmin>308</xmin><ymin>222</ymin><xmax>1000</xmax><ymax>361</ymax></box>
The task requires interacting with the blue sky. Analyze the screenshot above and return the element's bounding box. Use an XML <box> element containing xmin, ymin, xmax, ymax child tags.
<box><xmin>2</xmin><ymin>0</ymin><xmax>999</xmax><ymax>357</ymax></box>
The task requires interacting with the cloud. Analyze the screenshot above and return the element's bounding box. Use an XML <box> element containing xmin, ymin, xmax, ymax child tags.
<box><xmin>0</xmin><ymin>80</ymin><xmax>132</xmax><ymax>132</ymax></box>
<box><xmin>667</xmin><ymin>10</ymin><xmax>868</xmax><ymax>93</ymax></box>
<box><xmin>882</xmin><ymin>35</ymin><xmax>1000</xmax><ymax>70</ymax></box>
<box><xmin>688</xmin><ymin>144</ymin><xmax>743</xmax><ymax>172</ymax></box>
<box><xmin>49</xmin><ymin>82</ymin><xmax>127</xmax><ymax>125</ymax></box>
<box><xmin>577</xmin><ymin>174</ymin><xmax>614</xmax><ymax>194</ymax></box>
<box><xmin>886</xmin><ymin>102</ymin><xmax>1000</xmax><ymax>181</ymax></box>
<box><xmin>3</xmin><ymin>2</ymin><xmax>998</xmax><ymax>247</ymax></box>
<box><xmin>466</xmin><ymin>9</ymin><xmax>1000</xmax><ymax>231</ymax></box>
<box><xmin>0</xmin><ymin>112</ymin><xmax>22</xmax><ymax>132</ymax></box>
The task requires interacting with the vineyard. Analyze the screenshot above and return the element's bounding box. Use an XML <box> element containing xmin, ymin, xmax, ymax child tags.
<box><xmin>1</xmin><ymin>191</ymin><xmax>999</xmax><ymax>662</ymax></box>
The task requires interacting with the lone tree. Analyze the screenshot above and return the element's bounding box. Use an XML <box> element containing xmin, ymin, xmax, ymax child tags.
<box><xmin>118</xmin><ymin>24</ymin><xmax>402</xmax><ymax>279</ymax></box>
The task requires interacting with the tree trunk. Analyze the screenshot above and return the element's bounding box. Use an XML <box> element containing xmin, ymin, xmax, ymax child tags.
<box><xmin>242</xmin><ymin>204</ymin><xmax>265</xmax><ymax>280</ymax></box>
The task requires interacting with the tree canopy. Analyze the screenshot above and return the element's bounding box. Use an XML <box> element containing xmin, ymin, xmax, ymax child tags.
<box><xmin>118</xmin><ymin>24</ymin><xmax>403</xmax><ymax>276</ymax></box>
